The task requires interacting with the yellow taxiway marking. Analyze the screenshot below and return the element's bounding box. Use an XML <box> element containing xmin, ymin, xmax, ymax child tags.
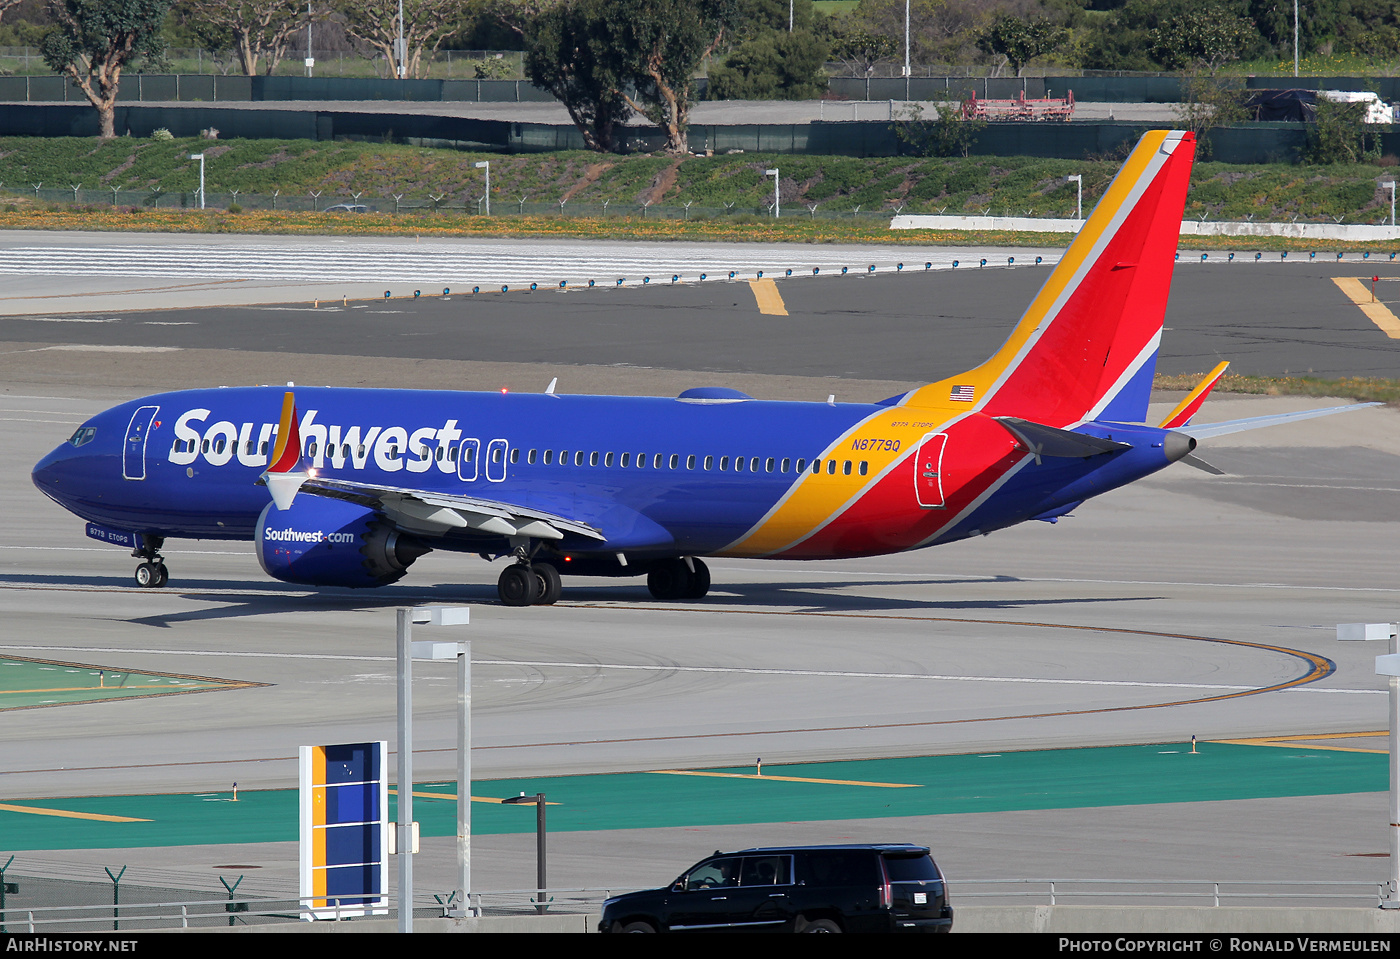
<box><xmin>0</xmin><ymin>802</ymin><xmax>150</xmax><ymax>823</ymax></box>
<box><xmin>651</xmin><ymin>769</ymin><xmax>920</xmax><ymax>788</ymax></box>
<box><xmin>1215</xmin><ymin>731</ymin><xmax>1387</xmax><ymax>754</ymax></box>
<box><xmin>390</xmin><ymin>789</ymin><xmax>560</xmax><ymax>805</ymax></box>
<box><xmin>1333</xmin><ymin>277</ymin><xmax>1400</xmax><ymax>338</ymax></box>
<box><xmin>748</xmin><ymin>278</ymin><xmax>788</xmax><ymax>316</ymax></box>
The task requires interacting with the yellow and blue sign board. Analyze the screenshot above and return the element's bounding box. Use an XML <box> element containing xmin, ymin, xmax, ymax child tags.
<box><xmin>298</xmin><ymin>741</ymin><xmax>388</xmax><ymax>919</ymax></box>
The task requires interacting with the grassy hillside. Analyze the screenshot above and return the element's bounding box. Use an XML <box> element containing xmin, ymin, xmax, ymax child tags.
<box><xmin>0</xmin><ymin>136</ymin><xmax>1397</xmax><ymax>223</ymax></box>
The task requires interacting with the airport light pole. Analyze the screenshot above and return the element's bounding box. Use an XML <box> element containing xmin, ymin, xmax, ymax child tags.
<box><xmin>304</xmin><ymin>2</ymin><xmax>314</xmax><ymax>78</ymax></box>
<box><xmin>188</xmin><ymin>153</ymin><xmax>205</xmax><ymax>210</ymax></box>
<box><xmin>474</xmin><ymin>161</ymin><xmax>490</xmax><ymax>216</ymax></box>
<box><xmin>1067</xmin><ymin>174</ymin><xmax>1082</xmax><ymax>222</ymax></box>
<box><xmin>765</xmin><ymin>168</ymin><xmax>779</xmax><ymax>219</ymax></box>
<box><xmin>503</xmin><ymin>793</ymin><xmax>548</xmax><ymax>914</ymax></box>
<box><xmin>395</xmin><ymin>0</ymin><xmax>407</xmax><ymax>79</ymax></box>
<box><xmin>902</xmin><ymin>0</ymin><xmax>910</xmax><ymax>78</ymax></box>
<box><xmin>1338</xmin><ymin>622</ymin><xmax>1400</xmax><ymax>908</ymax></box>
<box><xmin>1385</xmin><ymin>181</ymin><xmax>1396</xmax><ymax>226</ymax></box>
<box><xmin>396</xmin><ymin>605</ymin><xmax>470</xmax><ymax>932</ymax></box>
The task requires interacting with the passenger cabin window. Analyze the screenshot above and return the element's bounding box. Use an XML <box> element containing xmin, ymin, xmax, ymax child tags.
<box><xmin>703</xmin><ymin>456</ymin><xmax>713</xmax><ymax>470</ymax></box>
<box><xmin>781</xmin><ymin>458</ymin><xmax>790</xmax><ymax>473</ymax></box>
<box><xmin>827</xmin><ymin>460</ymin><xmax>837</xmax><ymax>475</ymax></box>
<box><xmin>620</xmin><ymin>452</ymin><xmax>630</xmax><ymax>468</ymax></box>
<box><xmin>859</xmin><ymin>461</ymin><xmax>869</xmax><ymax>475</ymax></box>
<box><xmin>544</xmin><ymin>449</ymin><xmax>553</xmax><ymax>464</ymax></box>
<box><xmin>740</xmin><ymin>856</ymin><xmax>792</xmax><ymax>887</ymax></box>
<box><xmin>843</xmin><ymin>460</ymin><xmax>852</xmax><ymax>475</ymax></box>
<box><xmin>527</xmin><ymin>449</ymin><xmax>537</xmax><ymax>465</ymax></box>
<box><xmin>449</xmin><ymin>446</ymin><xmax>458</xmax><ymax>462</ymax></box>
<box><xmin>605</xmin><ymin>452</ymin><xmax>614</xmax><ymax>467</ymax></box>
<box><xmin>796</xmin><ymin>458</ymin><xmax>806</xmax><ymax>473</ymax></box>
<box><xmin>686</xmin><ymin>455</ymin><xmax>695</xmax><ymax>470</ymax></box>
<box><xmin>589</xmin><ymin>451</ymin><xmax>599</xmax><ymax>467</ymax></box>
<box><xmin>510</xmin><ymin>448</ymin><xmax>520</xmax><ymax>464</ymax></box>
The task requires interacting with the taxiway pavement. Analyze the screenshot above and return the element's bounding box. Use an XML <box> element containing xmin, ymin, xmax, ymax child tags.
<box><xmin>1</xmin><ymin>235</ymin><xmax>1397</xmax><ymax>903</ymax></box>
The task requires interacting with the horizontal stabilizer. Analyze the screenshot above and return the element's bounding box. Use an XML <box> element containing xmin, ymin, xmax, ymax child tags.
<box><xmin>994</xmin><ymin>416</ymin><xmax>1130</xmax><ymax>464</ymax></box>
<box><xmin>1174</xmin><ymin>403</ymin><xmax>1381</xmax><ymax>440</ymax></box>
<box><xmin>1179</xmin><ymin>453</ymin><xmax>1225</xmax><ymax>475</ymax></box>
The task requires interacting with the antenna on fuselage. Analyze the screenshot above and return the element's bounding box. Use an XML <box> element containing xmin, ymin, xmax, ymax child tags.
<box><xmin>545</xmin><ymin>377</ymin><xmax>558</xmax><ymax>395</ymax></box>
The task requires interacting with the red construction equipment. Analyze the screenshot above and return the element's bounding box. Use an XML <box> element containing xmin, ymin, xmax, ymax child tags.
<box><xmin>960</xmin><ymin>89</ymin><xmax>1075</xmax><ymax>122</ymax></box>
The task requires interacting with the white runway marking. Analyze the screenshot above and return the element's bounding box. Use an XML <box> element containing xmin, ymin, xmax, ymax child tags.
<box><xmin>0</xmin><ymin>242</ymin><xmax>1060</xmax><ymax>288</ymax></box>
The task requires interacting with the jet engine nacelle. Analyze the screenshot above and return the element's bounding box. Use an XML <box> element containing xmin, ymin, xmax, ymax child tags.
<box><xmin>255</xmin><ymin>498</ymin><xmax>430</xmax><ymax>588</ymax></box>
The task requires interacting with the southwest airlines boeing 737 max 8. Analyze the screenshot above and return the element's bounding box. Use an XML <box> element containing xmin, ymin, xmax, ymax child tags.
<box><xmin>30</xmin><ymin>131</ymin><xmax>1372</xmax><ymax>605</ymax></box>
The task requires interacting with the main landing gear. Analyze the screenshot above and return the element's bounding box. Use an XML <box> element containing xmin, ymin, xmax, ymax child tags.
<box><xmin>132</xmin><ymin>536</ymin><xmax>168</xmax><ymax>588</ymax></box>
<box><xmin>646</xmin><ymin>557</ymin><xmax>710</xmax><ymax>601</ymax></box>
<box><xmin>497</xmin><ymin>561</ymin><xmax>562</xmax><ymax>607</ymax></box>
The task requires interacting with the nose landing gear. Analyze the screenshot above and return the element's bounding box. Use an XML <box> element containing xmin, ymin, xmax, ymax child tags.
<box><xmin>132</xmin><ymin>536</ymin><xmax>168</xmax><ymax>588</ymax></box>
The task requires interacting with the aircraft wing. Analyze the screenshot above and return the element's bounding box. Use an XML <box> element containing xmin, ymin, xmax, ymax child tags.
<box><xmin>296</xmin><ymin>475</ymin><xmax>607</xmax><ymax>542</ymax></box>
<box><xmin>1172</xmin><ymin>402</ymin><xmax>1381</xmax><ymax>440</ymax></box>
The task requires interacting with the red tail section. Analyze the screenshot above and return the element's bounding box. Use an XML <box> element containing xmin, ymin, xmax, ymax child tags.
<box><xmin>904</xmin><ymin>130</ymin><xmax>1197</xmax><ymax>427</ymax></box>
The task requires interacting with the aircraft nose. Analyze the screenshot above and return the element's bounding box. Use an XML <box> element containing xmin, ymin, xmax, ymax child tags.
<box><xmin>32</xmin><ymin>441</ymin><xmax>91</xmax><ymax>510</ymax></box>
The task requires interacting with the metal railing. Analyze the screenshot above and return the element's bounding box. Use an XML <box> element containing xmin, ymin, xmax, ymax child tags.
<box><xmin>951</xmin><ymin>879</ymin><xmax>1391</xmax><ymax>908</ymax></box>
<box><xmin>1</xmin><ymin>886</ymin><xmax>616</xmax><ymax>931</ymax></box>
<box><xmin>3</xmin><ymin>880</ymin><xmax>1392</xmax><ymax>931</ymax></box>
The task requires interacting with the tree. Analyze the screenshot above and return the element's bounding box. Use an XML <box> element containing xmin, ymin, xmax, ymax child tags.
<box><xmin>1173</xmin><ymin>73</ymin><xmax>1248</xmax><ymax>159</ymax></box>
<box><xmin>333</xmin><ymin>0</ymin><xmax>472</xmax><ymax>79</ymax></box>
<box><xmin>894</xmin><ymin>99</ymin><xmax>985</xmax><ymax>157</ymax></box>
<box><xmin>600</xmin><ymin>0</ymin><xmax>739</xmax><ymax>155</ymax></box>
<box><xmin>524</xmin><ymin>0</ymin><xmax>629</xmax><ymax>151</ymax></box>
<box><xmin>1306</xmin><ymin>96</ymin><xmax>1382</xmax><ymax>165</ymax></box>
<box><xmin>41</xmin><ymin>0</ymin><xmax>171</xmax><ymax>139</ymax></box>
<box><xmin>177</xmin><ymin>0</ymin><xmax>308</xmax><ymax>76</ymax></box>
<box><xmin>976</xmin><ymin>14</ymin><xmax>1063</xmax><ymax>76</ymax></box>
<box><xmin>708</xmin><ymin>27</ymin><xmax>828</xmax><ymax>100</ymax></box>
<box><xmin>824</xmin><ymin>24</ymin><xmax>896</xmax><ymax>77</ymax></box>
<box><xmin>1149</xmin><ymin>6</ymin><xmax>1254</xmax><ymax>73</ymax></box>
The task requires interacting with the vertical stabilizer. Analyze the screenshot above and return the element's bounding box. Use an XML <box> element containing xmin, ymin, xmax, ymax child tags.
<box><xmin>902</xmin><ymin>130</ymin><xmax>1196</xmax><ymax>426</ymax></box>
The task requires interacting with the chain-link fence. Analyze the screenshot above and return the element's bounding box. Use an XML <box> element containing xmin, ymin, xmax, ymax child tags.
<box><xmin>1</xmin><ymin>186</ymin><xmax>908</xmax><ymax>222</ymax></box>
<box><xmin>0</xmin><ymin>48</ymin><xmax>527</xmax><ymax>81</ymax></box>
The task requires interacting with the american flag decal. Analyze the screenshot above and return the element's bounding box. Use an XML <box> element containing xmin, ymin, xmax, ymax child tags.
<box><xmin>949</xmin><ymin>385</ymin><xmax>975</xmax><ymax>402</ymax></box>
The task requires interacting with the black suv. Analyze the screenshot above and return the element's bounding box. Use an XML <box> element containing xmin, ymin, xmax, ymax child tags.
<box><xmin>598</xmin><ymin>843</ymin><xmax>953</xmax><ymax>933</ymax></box>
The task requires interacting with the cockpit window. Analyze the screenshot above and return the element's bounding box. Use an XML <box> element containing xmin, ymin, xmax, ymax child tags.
<box><xmin>69</xmin><ymin>427</ymin><xmax>97</xmax><ymax>448</ymax></box>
